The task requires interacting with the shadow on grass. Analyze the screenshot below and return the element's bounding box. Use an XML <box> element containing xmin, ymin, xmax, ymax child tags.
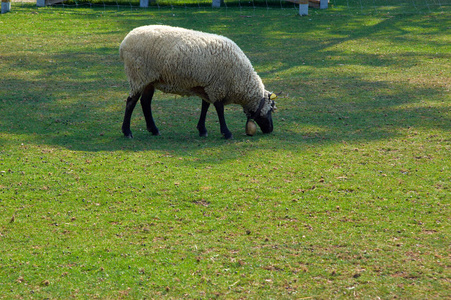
<box><xmin>0</xmin><ymin>7</ymin><xmax>449</xmax><ymax>156</ymax></box>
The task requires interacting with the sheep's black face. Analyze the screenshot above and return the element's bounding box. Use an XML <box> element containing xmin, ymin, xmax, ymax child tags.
<box><xmin>246</xmin><ymin>95</ymin><xmax>276</xmax><ymax>134</ymax></box>
<box><xmin>254</xmin><ymin>110</ymin><xmax>273</xmax><ymax>134</ymax></box>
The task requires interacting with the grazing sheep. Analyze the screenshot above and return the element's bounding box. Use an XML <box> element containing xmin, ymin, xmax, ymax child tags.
<box><xmin>119</xmin><ymin>25</ymin><xmax>276</xmax><ymax>139</ymax></box>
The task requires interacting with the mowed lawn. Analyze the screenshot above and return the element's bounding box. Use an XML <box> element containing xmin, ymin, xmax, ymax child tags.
<box><xmin>0</xmin><ymin>4</ymin><xmax>449</xmax><ymax>299</ymax></box>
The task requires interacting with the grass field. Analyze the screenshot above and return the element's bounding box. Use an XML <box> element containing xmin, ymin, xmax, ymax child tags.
<box><xmin>0</xmin><ymin>3</ymin><xmax>450</xmax><ymax>299</ymax></box>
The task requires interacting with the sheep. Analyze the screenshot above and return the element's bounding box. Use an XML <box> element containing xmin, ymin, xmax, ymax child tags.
<box><xmin>119</xmin><ymin>25</ymin><xmax>276</xmax><ymax>139</ymax></box>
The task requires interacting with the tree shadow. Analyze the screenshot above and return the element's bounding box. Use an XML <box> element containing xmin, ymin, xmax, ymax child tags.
<box><xmin>0</xmin><ymin>7</ymin><xmax>449</xmax><ymax>159</ymax></box>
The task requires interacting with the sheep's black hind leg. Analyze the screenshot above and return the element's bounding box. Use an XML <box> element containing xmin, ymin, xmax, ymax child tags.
<box><xmin>140</xmin><ymin>84</ymin><xmax>160</xmax><ymax>136</ymax></box>
<box><xmin>196</xmin><ymin>100</ymin><xmax>210</xmax><ymax>137</ymax></box>
<box><xmin>213</xmin><ymin>101</ymin><xmax>232</xmax><ymax>140</ymax></box>
<box><xmin>122</xmin><ymin>93</ymin><xmax>141</xmax><ymax>138</ymax></box>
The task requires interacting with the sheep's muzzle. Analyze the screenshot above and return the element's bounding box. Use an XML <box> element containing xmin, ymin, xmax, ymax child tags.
<box><xmin>247</xmin><ymin>97</ymin><xmax>274</xmax><ymax>134</ymax></box>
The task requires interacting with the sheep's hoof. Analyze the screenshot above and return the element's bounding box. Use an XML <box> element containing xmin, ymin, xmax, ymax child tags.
<box><xmin>197</xmin><ymin>125</ymin><xmax>208</xmax><ymax>137</ymax></box>
<box><xmin>123</xmin><ymin>130</ymin><xmax>133</xmax><ymax>138</ymax></box>
<box><xmin>223</xmin><ymin>132</ymin><xmax>233</xmax><ymax>140</ymax></box>
<box><xmin>148</xmin><ymin>127</ymin><xmax>160</xmax><ymax>136</ymax></box>
<box><xmin>147</xmin><ymin>127</ymin><xmax>160</xmax><ymax>135</ymax></box>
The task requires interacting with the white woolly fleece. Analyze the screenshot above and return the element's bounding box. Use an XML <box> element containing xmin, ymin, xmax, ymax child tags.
<box><xmin>120</xmin><ymin>25</ymin><xmax>272</xmax><ymax>116</ymax></box>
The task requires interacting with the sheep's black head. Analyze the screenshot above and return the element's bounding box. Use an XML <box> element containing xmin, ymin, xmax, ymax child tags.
<box><xmin>245</xmin><ymin>91</ymin><xmax>277</xmax><ymax>135</ymax></box>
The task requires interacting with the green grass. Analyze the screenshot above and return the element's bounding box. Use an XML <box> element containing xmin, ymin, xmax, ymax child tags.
<box><xmin>1</xmin><ymin>4</ymin><xmax>450</xmax><ymax>299</ymax></box>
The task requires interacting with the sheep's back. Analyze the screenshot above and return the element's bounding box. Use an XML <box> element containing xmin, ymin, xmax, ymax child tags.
<box><xmin>120</xmin><ymin>25</ymin><xmax>263</xmax><ymax>103</ymax></box>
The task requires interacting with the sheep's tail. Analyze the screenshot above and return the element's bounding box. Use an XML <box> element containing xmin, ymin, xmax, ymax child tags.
<box><xmin>119</xmin><ymin>43</ymin><xmax>125</xmax><ymax>62</ymax></box>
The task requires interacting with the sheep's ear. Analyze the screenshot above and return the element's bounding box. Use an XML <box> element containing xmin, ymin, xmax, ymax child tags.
<box><xmin>270</xmin><ymin>93</ymin><xmax>277</xmax><ymax>100</ymax></box>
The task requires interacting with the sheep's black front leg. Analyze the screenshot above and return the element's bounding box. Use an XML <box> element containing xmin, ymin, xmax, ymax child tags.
<box><xmin>140</xmin><ymin>84</ymin><xmax>160</xmax><ymax>136</ymax></box>
<box><xmin>213</xmin><ymin>101</ymin><xmax>232</xmax><ymax>139</ymax></box>
<box><xmin>196</xmin><ymin>100</ymin><xmax>210</xmax><ymax>137</ymax></box>
<box><xmin>122</xmin><ymin>93</ymin><xmax>141</xmax><ymax>138</ymax></box>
